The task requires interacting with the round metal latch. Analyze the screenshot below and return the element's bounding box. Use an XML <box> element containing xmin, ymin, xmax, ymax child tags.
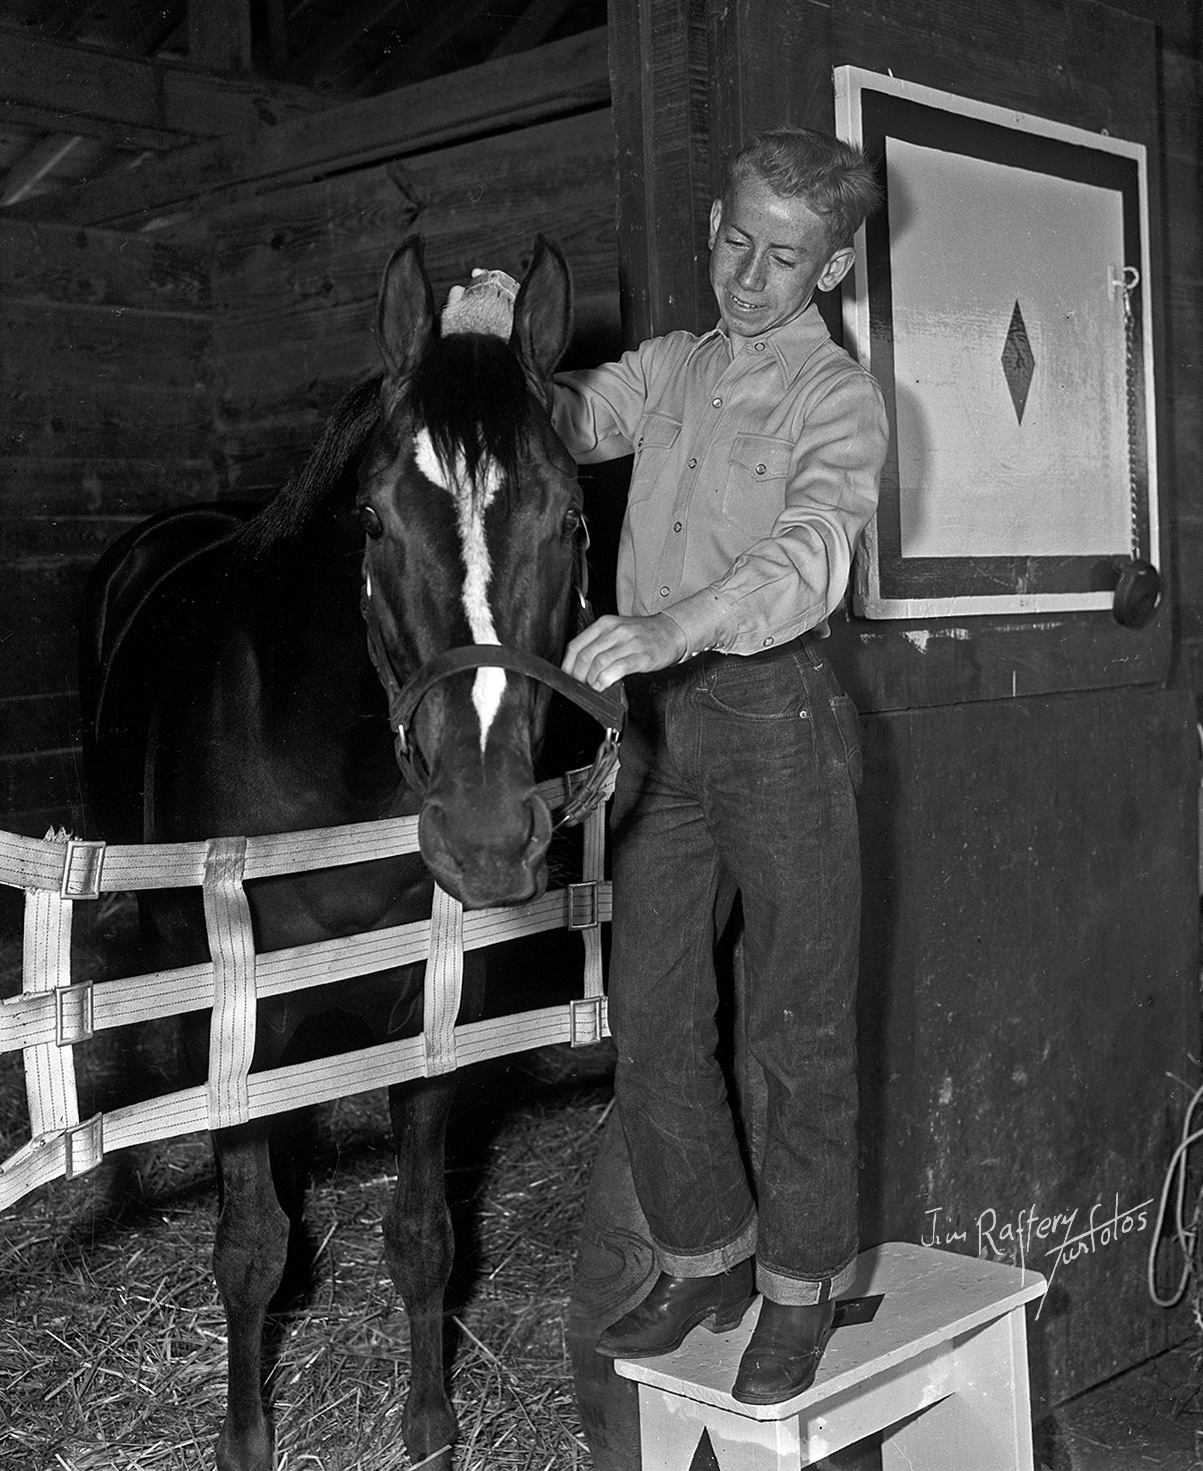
<box><xmin>1111</xmin><ymin>557</ymin><xmax>1161</xmax><ymax>630</ymax></box>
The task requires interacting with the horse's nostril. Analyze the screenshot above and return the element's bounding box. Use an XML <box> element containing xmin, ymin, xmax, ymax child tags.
<box><xmin>524</xmin><ymin>793</ymin><xmax>553</xmax><ymax>861</ymax></box>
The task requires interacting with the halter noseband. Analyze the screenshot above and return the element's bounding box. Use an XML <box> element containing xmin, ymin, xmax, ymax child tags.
<box><xmin>361</xmin><ymin>523</ymin><xmax>624</xmax><ymax>828</ymax></box>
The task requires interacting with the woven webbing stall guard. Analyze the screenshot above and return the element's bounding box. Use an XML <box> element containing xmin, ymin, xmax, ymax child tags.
<box><xmin>0</xmin><ymin>764</ymin><xmax>613</xmax><ymax>1211</ymax></box>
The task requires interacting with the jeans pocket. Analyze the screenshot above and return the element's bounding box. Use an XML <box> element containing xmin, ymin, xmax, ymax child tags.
<box><xmin>705</xmin><ymin>659</ymin><xmax>806</xmax><ymax>720</ymax></box>
<box><xmin>829</xmin><ymin>694</ymin><xmax>864</xmax><ymax>794</ymax></box>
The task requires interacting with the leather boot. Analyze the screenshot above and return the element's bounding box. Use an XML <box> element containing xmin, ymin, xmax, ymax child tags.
<box><xmin>595</xmin><ymin>1259</ymin><xmax>755</xmax><ymax>1359</ymax></box>
<box><xmin>732</xmin><ymin>1298</ymin><xmax>836</xmax><ymax>1404</ymax></box>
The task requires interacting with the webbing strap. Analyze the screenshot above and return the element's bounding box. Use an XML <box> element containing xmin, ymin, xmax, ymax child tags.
<box><xmin>21</xmin><ymin>884</ymin><xmax>78</xmax><ymax>1137</ymax></box>
<box><xmin>423</xmin><ymin>883</ymin><xmax>464</xmax><ymax>1076</ymax></box>
<box><xmin>203</xmin><ymin>838</ymin><xmax>257</xmax><ymax>1130</ymax></box>
<box><xmin>578</xmin><ymin>760</ymin><xmax>616</xmax><ymax>1003</ymax></box>
<box><xmin>0</xmin><ymin>884</ymin><xmax>613</xmax><ymax>1052</ymax></box>
<box><xmin>0</xmin><ymin>773</ymin><xmax>594</xmax><ymax>897</ymax></box>
<box><xmin>0</xmin><ymin>998</ymin><xmax>597</xmax><ymax>1209</ymax></box>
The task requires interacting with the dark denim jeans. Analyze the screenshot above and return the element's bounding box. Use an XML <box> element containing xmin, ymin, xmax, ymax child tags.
<box><xmin>607</xmin><ymin>635</ymin><xmax>862</xmax><ymax>1305</ymax></box>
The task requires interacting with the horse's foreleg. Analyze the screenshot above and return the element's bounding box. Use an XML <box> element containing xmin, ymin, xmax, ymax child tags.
<box><xmin>212</xmin><ymin>1121</ymin><xmax>290</xmax><ymax>1471</ymax></box>
<box><xmin>385</xmin><ymin>1075</ymin><xmax>458</xmax><ymax>1468</ymax></box>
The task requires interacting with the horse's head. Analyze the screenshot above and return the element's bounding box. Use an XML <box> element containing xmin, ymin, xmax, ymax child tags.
<box><xmin>358</xmin><ymin>235</ymin><xmax>582</xmax><ymax>909</ymax></box>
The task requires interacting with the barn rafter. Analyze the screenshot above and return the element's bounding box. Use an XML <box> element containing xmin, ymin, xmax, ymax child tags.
<box><xmin>0</xmin><ymin>0</ymin><xmax>607</xmax><ymax>214</ymax></box>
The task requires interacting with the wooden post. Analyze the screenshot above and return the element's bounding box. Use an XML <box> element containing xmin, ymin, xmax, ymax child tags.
<box><xmin>607</xmin><ymin>0</ymin><xmax>836</xmax><ymax>347</ymax></box>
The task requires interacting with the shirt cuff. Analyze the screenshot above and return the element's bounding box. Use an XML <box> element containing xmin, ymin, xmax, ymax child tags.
<box><xmin>660</xmin><ymin>591</ymin><xmax>731</xmax><ymax>658</ymax></box>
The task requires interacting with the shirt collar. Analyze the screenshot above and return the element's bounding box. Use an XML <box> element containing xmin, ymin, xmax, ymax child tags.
<box><xmin>693</xmin><ymin>302</ymin><xmax>832</xmax><ymax>379</ymax></box>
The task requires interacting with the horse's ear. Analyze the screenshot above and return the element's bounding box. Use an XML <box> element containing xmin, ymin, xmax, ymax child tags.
<box><xmin>377</xmin><ymin>236</ymin><xmax>436</xmax><ymax>382</ymax></box>
<box><xmin>510</xmin><ymin>235</ymin><xmax>572</xmax><ymax>383</ymax></box>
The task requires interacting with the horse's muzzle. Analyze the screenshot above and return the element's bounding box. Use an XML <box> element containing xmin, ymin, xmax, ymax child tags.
<box><xmin>418</xmin><ymin>786</ymin><xmax>553</xmax><ymax>909</ymax></box>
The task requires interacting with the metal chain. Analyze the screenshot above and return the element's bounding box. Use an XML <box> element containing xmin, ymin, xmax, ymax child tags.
<box><xmin>1119</xmin><ymin>265</ymin><xmax>1142</xmax><ymax>557</ymax></box>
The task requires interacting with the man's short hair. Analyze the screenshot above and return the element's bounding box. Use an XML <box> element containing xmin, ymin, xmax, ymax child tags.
<box><xmin>727</xmin><ymin>127</ymin><xmax>882</xmax><ymax>253</ymax></box>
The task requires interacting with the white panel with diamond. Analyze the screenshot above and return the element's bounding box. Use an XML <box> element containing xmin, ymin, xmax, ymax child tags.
<box><xmin>886</xmin><ymin>138</ymin><xmax>1130</xmax><ymax>561</ymax></box>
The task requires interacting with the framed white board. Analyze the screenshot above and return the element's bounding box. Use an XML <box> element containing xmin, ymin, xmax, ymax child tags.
<box><xmin>834</xmin><ymin>68</ymin><xmax>1157</xmax><ymax>619</ymax></box>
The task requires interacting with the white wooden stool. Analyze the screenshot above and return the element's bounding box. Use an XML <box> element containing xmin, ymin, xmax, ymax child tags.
<box><xmin>614</xmin><ymin>1241</ymin><xmax>1046</xmax><ymax>1471</ymax></box>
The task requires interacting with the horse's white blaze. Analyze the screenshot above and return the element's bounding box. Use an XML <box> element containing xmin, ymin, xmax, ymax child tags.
<box><xmin>415</xmin><ymin>428</ymin><xmax>506</xmax><ymax>752</ymax></box>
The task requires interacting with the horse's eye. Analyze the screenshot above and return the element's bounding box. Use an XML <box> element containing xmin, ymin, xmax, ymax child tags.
<box><xmin>564</xmin><ymin>507</ymin><xmax>583</xmax><ymax>538</ymax></box>
<box><xmin>358</xmin><ymin>505</ymin><xmax>383</xmax><ymax>539</ymax></box>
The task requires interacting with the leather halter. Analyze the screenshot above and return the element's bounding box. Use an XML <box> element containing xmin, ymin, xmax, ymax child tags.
<box><xmin>361</xmin><ymin>522</ymin><xmax>625</xmax><ymax>828</ymax></box>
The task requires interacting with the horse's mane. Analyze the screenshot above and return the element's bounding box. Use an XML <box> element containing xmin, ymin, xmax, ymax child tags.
<box><xmin>237</xmin><ymin>331</ymin><xmax>535</xmax><ymax>560</ymax></box>
<box><xmin>237</xmin><ymin>376</ymin><xmax>383</xmax><ymax>559</ymax></box>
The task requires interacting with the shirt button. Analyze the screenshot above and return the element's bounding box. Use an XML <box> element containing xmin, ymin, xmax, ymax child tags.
<box><xmin>762</xmin><ymin>636</ymin><xmax>774</xmax><ymax>646</ymax></box>
<box><xmin>660</xmin><ymin>587</ymin><xmax>671</xmax><ymax>598</ymax></box>
<box><xmin>688</xmin><ymin>457</ymin><xmax>697</xmax><ymax>469</ymax></box>
<box><xmin>711</xmin><ymin>397</ymin><xmax>723</xmax><ymax>408</ymax></box>
<box><xmin>754</xmin><ymin>341</ymin><xmax>766</xmax><ymax>352</ymax></box>
<box><xmin>755</xmin><ymin>463</ymin><xmax>767</xmax><ymax>475</ymax></box>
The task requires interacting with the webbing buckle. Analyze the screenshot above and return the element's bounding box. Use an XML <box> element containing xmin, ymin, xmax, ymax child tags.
<box><xmin>60</xmin><ymin>839</ymin><xmax>106</xmax><ymax>900</ymax></box>
<box><xmin>55</xmin><ymin>982</ymin><xmax>94</xmax><ymax>1045</ymax></box>
<box><xmin>567</xmin><ymin>882</ymin><xmax>598</xmax><ymax>930</ymax></box>
<box><xmin>570</xmin><ymin>996</ymin><xmax>608</xmax><ymax>1046</ymax></box>
<box><xmin>63</xmin><ymin>1113</ymin><xmax>104</xmax><ymax>1180</ymax></box>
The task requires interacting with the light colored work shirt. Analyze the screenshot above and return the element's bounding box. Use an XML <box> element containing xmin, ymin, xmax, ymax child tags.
<box><xmin>553</xmin><ymin>303</ymin><xmax>889</xmax><ymax>656</ymax></box>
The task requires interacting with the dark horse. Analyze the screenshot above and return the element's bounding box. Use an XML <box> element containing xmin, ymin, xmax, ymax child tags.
<box><xmin>80</xmin><ymin>236</ymin><xmax>605</xmax><ymax>1471</ymax></box>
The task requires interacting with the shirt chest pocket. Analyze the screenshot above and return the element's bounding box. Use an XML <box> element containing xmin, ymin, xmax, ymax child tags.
<box><xmin>630</xmin><ymin>413</ymin><xmax>682</xmax><ymax>504</ymax></box>
<box><xmin>721</xmin><ymin>432</ymin><xmax>793</xmax><ymax>530</ymax></box>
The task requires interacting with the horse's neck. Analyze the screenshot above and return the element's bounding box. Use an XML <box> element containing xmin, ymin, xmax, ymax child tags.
<box><xmin>236</xmin><ymin>538</ymin><xmax>407</xmax><ymax>817</ymax></box>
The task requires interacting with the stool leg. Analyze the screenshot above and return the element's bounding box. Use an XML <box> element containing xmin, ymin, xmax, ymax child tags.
<box><xmin>637</xmin><ymin>1386</ymin><xmax>806</xmax><ymax>1471</ymax></box>
<box><xmin>882</xmin><ymin>1307</ymin><xmax>1034</xmax><ymax>1471</ymax></box>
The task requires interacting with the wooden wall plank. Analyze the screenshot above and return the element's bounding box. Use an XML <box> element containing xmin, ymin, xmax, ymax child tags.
<box><xmin>0</xmin><ymin>316</ymin><xmax>211</xmax><ymax>394</ymax></box>
<box><xmin>0</xmin><ymin>24</ymin><xmax>328</xmax><ymax>149</ymax></box>
<box><xmin>0</xmin><ymin>219</ymin><xmax>209</xmax><ymax>313</ymax></box>
<box><xmin>0</xmin><ymin>459</ymin><xmax>216</xmax><ymax>516</ymax></box>
<box><xmin>25</xmin><ymin>27</ymin><xmax>610</xmax><ymax>230</ymax></box>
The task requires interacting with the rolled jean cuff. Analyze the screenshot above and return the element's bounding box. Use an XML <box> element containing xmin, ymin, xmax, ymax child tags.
<box><xmin>756</xmin><ymin>1250</ymin><xmax>858</xmax><ymax>1306</ymax></box>
<box><xmin>655</xmin><ymin>1214</ymin><xmax>757</xmax><ymax>1278</ymax></box>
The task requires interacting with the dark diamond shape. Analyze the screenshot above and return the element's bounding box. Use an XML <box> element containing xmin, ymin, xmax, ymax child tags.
<box><xmin>687</xmin><ymin>1426</ymin><xmax>723</xmax><ymax>1471</ymax></box>
<box><xmin>1001</xmin><ymin>300</ymin><xmax>1035</xmax><ymax>424</ymax></box>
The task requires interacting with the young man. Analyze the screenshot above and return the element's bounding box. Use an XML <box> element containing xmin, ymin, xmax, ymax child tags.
<box><xmin>554</xmin><ymin>127</ymin><xmax>888</xmax><ymax>1404</ymax></box>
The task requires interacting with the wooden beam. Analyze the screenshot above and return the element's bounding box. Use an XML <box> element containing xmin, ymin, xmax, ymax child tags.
<box><xmin>187</xmin><ymin>0</ymin><xmax>252</xmax><ymax>72</ymax></box>
<box><xmin>607</xmin><ymin>0</ymin><xmax>714</xmax><ymax>343</ymax></box>
<box><xmin>0</xmin><ymin>24</ymin><xmax>329</xmax><ymax>150</ymax></box>
<box><xmin>23</xmin><ymin>26</ymin><xmax>609</xmax><ymax>229</ymax></box>
<box><xmin>1</xmin><ymin>134</ymin><xmax>87</xmax><ymax>207</ymax></box>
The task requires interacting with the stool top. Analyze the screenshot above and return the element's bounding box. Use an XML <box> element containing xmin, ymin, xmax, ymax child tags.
<box><xmin>613</xmin><ymin>1240</ymin><xmax>1047</xmax><ymax>1421</ymax></box>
